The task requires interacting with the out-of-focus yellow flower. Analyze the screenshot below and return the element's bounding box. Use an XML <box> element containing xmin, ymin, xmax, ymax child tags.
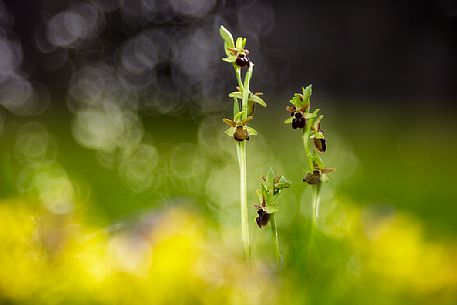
<box><xmin>359</xmin><ymin>214</ymin><xmax>457</xmax><ymax>296</ymax></box>
<box><xmin>0</xmin><ymin>202</ymin><xmax>39</xmax><ymax>300</ymax></box>
<box><xmin>2</xmin><ymin>196</ymin><xmax>457</xmax><ymax>305</ymax></box>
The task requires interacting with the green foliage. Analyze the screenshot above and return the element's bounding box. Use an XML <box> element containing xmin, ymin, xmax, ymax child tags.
<box><xmin>256</xmin><ymin>168</ymin><xmax>291</xmax><ymax>215</ymax></box>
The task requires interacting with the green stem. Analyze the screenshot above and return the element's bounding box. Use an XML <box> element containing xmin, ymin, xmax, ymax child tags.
<box><xmin>235</xmin><ymin>67</ymin><xmax>244</xmax><ymax>91</ymax></box>
<box><xmin>311</xmin><ymin>183</ymin><xmax>321</xmax><ymax>232</ymax></box>
<box><xmin>302</xmin><ymin>122</ymin><xmax>314</xmax><ymax>172</ymax></box>
<box><xmin>233</xmin><ymin>97</ymin><xmax>240</xmax><ymax>118</ymax></box>
<box><xmin>241</xmin><ymin>63</ymin><xmax>253</xmax><ymax>119</ymax></box>
<box><xmin>302</xmin><ymin>118</ymin><xmax>321</xmax><ymax>261</ymax></box>
<box><xmin>306</xmin><ymin>183</ymin><xmax>321</xmax><ymax>268</ymax></box>
<box><xmin>270</xmin><ymin>213</ymin><xmax>281</xmax><ymax>271</ymax></box>
<box><xmin>234</xmin><ymin>62</ymin><xmax>253</xmax><ymax>262</ymax></box>
<box><xmin>236</xmin><ymin>141</ymin><xmax>250</xmax><ymax>262</ymax></box>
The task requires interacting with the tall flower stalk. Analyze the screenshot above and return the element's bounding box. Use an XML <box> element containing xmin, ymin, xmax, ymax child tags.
<box><xmin>284</xmin><ymin>86</ymin><xmax>334</xmax><ymax>251</ymax></box>
<box><xmin>220</xmin><ymin>26</ymin><xmax>267</xmax><ymax>262</ymax></box>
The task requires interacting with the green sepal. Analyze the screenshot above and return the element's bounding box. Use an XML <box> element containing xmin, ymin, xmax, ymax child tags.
<box><xmin>233</xmin><ymin>98</ymin><xmax>240</xmax><ymax>118</ymax></box>
<box><xmin>219</xmin><ymin>25</ymin><xmax>234</xmax><ymax>49</ymax></box>
<box><xmin>245</xmin><ymin>126</ymin><xmax>257</xmax><ymax>136</ymax></box>
<box><xmin>225</xmin><ymin>127</ymin><xmax>236</xmax><ymax>136</ymax></box>
<box><xmin>312</xmin><ymin>153</ymin><xmax>324</xmax><ymax>169</ymax></box>
<box><xmin>250</xmin><ymin>95</ymin><xmax>267</xmax><ymax>107</ymax></box>
<box><xmin>264</xmin><ymin>206</ymin><xmax>279</xmax><ymax>214</ymax></box>
<box><xmin>234</xmin><ymin>111</ymin><xmax>244</xmax><ymax>122</ymax></box>
<box><xmin>222</xmin><ymin>56</ymin><xmax>237</xmax><ymax>63</ymax></box>
<box><xmin>302</xmin><ymin>84</ymin><xmax>312</xmax><ymax>103</ymax></box>
<box><xmin>314</xmin><ymin>131</ymin><xmax>325</xmax><ymax>139</ymax></box>
<box><xmin>304</xmin><ymin>109</ymin><xmax>319</xmax><ymax>119</ymax></box>
<box><xmin>256</xmin><ymin>189</ymin><xmax>263</xmax><ymax>204</ymax></box>
<box><xmin>236</xmin><ymin>37</ymin><xmax>244</xmax><ymax>49</ymax></box>
<box><xmin>304</xmin><ymin>113</ymin><xmax>315</xmax><ymax>119</ymax></box>
<box><xmin>261</xmin><ymin>182</ymin><xmax>273</xmax><ymax>204</ymax></box>
<box><xmin>302</xmin><ymin>100</ymin><xmax>310</xmax><ymax>112</ymax></box>
<box><xmin>313</xmin><ymin>114</ymin><xmax>324</xmax><ymax>128</ymax></box>
<box><xmin>229</xmin><ymin>91</ymin><xmax>243</xmax><ymax>99</ymax></box>
<box><xmin>242</xmin><ymin>37</ymin><xmax>247</xmax><ymax>48</ymax></box>
<box><xmin>266</xmin><ymin>168</ymin><xmax>275</xmax><ymax>190</ymax></box>
<box><xmin>265</xmin><ymin>191</ymin><xmax>273</xmax><ymax>206</ymax></box>
<box><xmin>290</xmin><ymin>95</ymin><xmax>303</xmax><ymax>109</ymax></box>
<box><xmin>275</xmin><ymin>176</ymin><xmax>291</xmax><ymax>190</ymax></box>
<box><xmin>284</xmin><ymin>117</ymin><xmax>293</xmax><ymax>124</ymax></box>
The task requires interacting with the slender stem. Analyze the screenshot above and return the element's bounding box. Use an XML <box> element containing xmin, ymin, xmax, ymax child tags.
<box><xmin>237</xmin><ymin>141</ymin><xmax>250</xmax><ymax>262</ymax></box>
<box><xmin>270</xmin><ymin>213</ymin><xmax>281</xmax><ymax>271</ymax></box>
<box><xmin>302</xmin><ymin>122</ymin><xmax>314</xmax><ymax>172</ymax></box>
<box><xmin>234</xmin><ymin>62</ymin><xmax>254</xmax><ymax>262</ymax></box>
<box><xmin>233</xmin><ymin>97</ymin><xmax>240</xmax><ymax>118</ymax></box>
<box><xmin>235</xmin><ymin>67</ymin><xmax>244</xmax><ymax>91</ymax></box>
<box><xmin>311</xmin><ymin>183</ymin><xmax>321</xmax><ymax>232</ymax></box>
<box><xmin>302</xmin><ymin>118</ymin><xmax>321</xmax><ymax>262</ymax></box>
<box><xmin>241</xmin><ymin>63</ymin><xmax>253</xmax><ymax>120</ymax></box>
<box><xmin>305</xmin><ymin>183</ymin><xmax>321</xmax><ymax>269</ymax></box>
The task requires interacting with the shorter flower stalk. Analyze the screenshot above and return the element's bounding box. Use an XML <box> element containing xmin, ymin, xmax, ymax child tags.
<box><xmin>254</xmin><ymin>168</ymin><xmax>291</xmax><ymax>271</ymax></box>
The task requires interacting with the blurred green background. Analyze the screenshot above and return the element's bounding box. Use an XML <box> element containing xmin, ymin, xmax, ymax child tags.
<box><xmin>1</xmin><ymin>97</ymin><xmax>457</xmax><ymax>305</ymax></box>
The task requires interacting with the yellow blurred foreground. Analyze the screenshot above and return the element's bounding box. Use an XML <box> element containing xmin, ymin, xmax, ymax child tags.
<box><xmin>1</xmin><ymin>199</ymin><xmax>456</xmax><ymax>305</ymax></box>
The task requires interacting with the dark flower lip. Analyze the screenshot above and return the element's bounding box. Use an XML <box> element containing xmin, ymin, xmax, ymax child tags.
<box><xmin>223</xmin><ymin>116</ymin><xmax>254</xmax><ymax>142</ymax></box>
<box><xmin>256</xmin><ymin>208</ymin><xmax>270</xmax><ymax>228</ymax></box>
<box><xmin>236</xmin><ymin>56</ymin><xmax>250</xmax><ymax>68</ymax></box>
<box><xmin>303</xmin><ymin>170</ymin><xmax>321</xmax><ymax>184</ymax></box>
<box><xmin>303</xmin><ymin>167</ymin><xmax>335</xmax><ymax>184</ymax></box>
<box><xmin>292</xmin><ymin>116</ymin><xmax>306</xmax><ymax>129</ymax></box>
<box><xmin>286</xmin><ymin>105</ymin><xmax>307</xmax><ymax>129</ymax></box>
<box><xmin>233</xmin><ymin>126</ymin><xmax>249</xmax><ymax>142</ymax></box>
<box><xmin>313</xmin><ymin>138</ymin><xmax>326</xmax><ymax>152</ymax></box>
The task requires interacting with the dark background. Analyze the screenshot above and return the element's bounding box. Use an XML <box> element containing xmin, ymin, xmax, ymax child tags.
<box><xmin>4</xmin><ymin>0</ymin><xmax>457</xmax><ymax>107</ymax></box>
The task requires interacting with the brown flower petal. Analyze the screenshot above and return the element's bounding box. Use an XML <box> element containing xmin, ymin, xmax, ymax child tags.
<box><xmin>321</xmin><ymin>168</ymin><xmax>336</xmax><ymax>174</ymax></box>
<box><xmin>223</xmin><ymin>118</ymin><xmax>236</xmax><ymax>127</ymax></box>
<box><xmin>313</xmin><ymin>138</ymin><xmax>326</xmax><ymax>152</ymax></box>
<box><xmin>304</xmin><ymin>170</ymin><xmax>321</xmax><ymax>185</ymax></box>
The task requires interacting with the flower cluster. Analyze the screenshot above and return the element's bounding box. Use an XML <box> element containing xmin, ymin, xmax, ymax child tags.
<box><xmin>284</xmin><ymin>85</ymin><xmax>312</xmax><ymax>130</ymax></box>
<box><xmin>284</xmin><ymin>85</ymin><xmax>335</xmax><ymax>184</ymax></box>
<box><xmin>219</xmin><ymin>26</ymin><xmax>266</xmax><ymax>142</ymax></box>
<box><xmin>220</xmin><ymin>27</ymin><xmax>251</xmax><ymax>69</ymax></box>
<box><xmin>254</xmin><ymin>168</ymin><xmax>291</xmax><ymax>228</ymax></box>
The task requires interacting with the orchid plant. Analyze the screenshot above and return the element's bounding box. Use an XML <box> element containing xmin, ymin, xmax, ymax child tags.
<box><xmin>284</xmin><ymin>85</ymin><xmax>335</xmax><ymax>250</ymax></box>
<box><xmin>219</xmin><ymin>25</ymin><xmax>267</xmax><ymax>262</ymax></box>
<box><xmin>254</xmin><ymin>168</ymin><xmax>291</xmax><ymax>271</ymax></box>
